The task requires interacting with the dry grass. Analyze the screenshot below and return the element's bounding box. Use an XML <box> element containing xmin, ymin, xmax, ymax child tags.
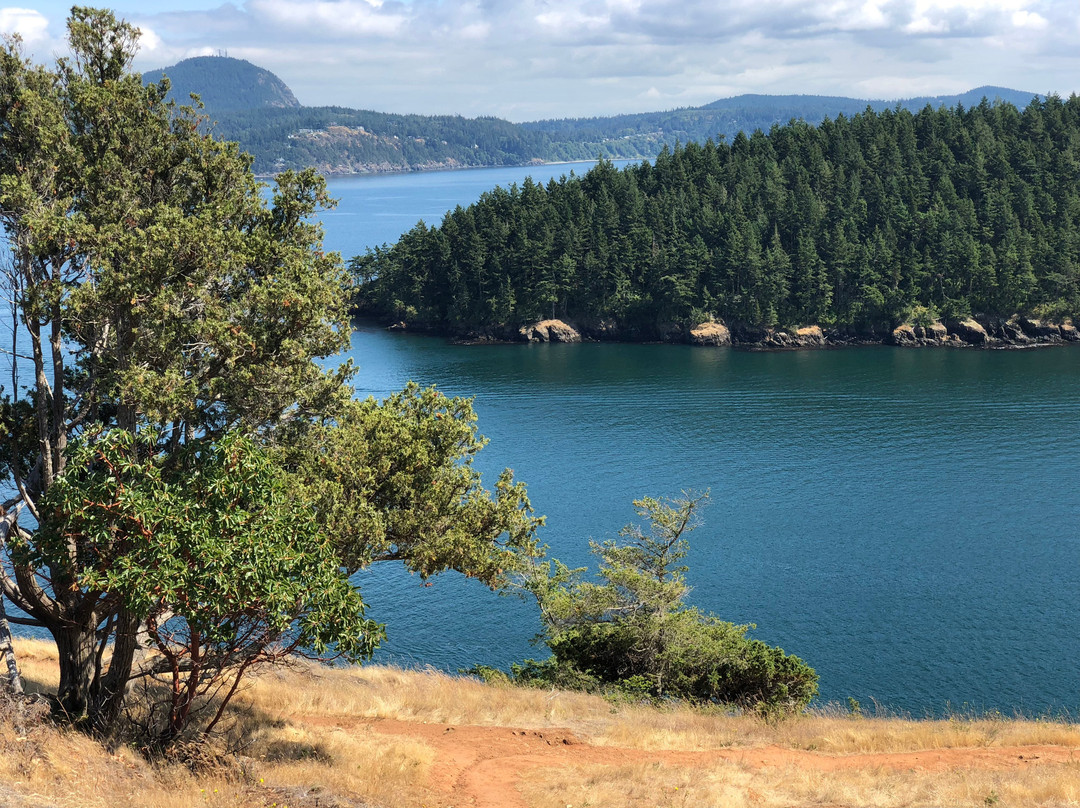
<box><xmin>242</xmin><ymin>659</ymin><xmax>1080</xmax><ymax>755</ymax></box>
<box><xmin>591</xmin><ymin>703</ymin><xmax>1080</xmax><ymax>754</ymax></box>
<box><xmin>520</xmin><ymin>759</ymin><xmax>1080</xmax><ymax>808</ymax></box>
<box><xmin>2</xmin><ymin>639</ymin><xmax>1079</xmax><ymax>808</ymax></box>
<box><xmin>240</xmin><ymin>659</ymin><xmax>610</xmax><ymax>728</ymax></box>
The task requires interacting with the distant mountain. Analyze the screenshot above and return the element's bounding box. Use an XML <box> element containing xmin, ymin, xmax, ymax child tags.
<box><xmin>520</xmin><ymin>87</ymin><xmax>1043</xmax><ymax>148</ymax></box>
<box><xmin>898</xmin><ymin>85</ymin><xmax>1038</xmax><ymax>109</ymax></box>
<box><xmin>700</xmin><ymin>86</ymin><xmax>1036</xmax><ymax>112</ymax></box>
<box><xmin>141</xmin><ymin>57</ymin><xmax>1043</xmax><ymax>175</ymax></box>
<box><xmin>142</xmin><ymin>56</ymin><xmax>300</xmax><ymax>112</ymax></box>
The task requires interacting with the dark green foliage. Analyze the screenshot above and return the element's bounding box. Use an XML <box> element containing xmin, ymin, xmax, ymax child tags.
<box><xmin>512</xmin><ymin>494</ymin><xmax>817</xmax><ymax>713</ymax></box>
<box><xmin>540</xmin><ymin>614</ymin><xmax>818</xmax><ymax>711</ymax></box>
<box><xmin>357</xmin><ymin>96</ymin><xmax>1080</xmax><ymax>335</ymax></box>
<box><xmin>27</xmin><ymin>429</ymin><xmax>376</xmax><ymax>746</ymax></box>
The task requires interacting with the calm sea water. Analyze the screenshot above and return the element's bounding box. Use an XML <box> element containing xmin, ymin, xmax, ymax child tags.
<box><xmin>318</xmin><ymin>165</ymin><xmax>1080</xmax><ymax>716</ymax></box>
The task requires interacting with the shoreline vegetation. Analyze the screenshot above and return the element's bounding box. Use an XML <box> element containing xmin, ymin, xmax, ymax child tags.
<box><xmin>5</xmin><ymin>640</ymin><xmax>1080</xmax><ymax>808</ymax></box>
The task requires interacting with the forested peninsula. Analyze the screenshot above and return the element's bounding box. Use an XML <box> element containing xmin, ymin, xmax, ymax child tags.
<box><xmin>353</xmin><ymin>96</ymin><xmax>1080</xmax><ymax>348</ymax></box>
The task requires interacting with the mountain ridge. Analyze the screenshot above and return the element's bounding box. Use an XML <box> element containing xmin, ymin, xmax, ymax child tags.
<box><xmin>141</xmin><ymin>56</ymin><xmax>1044</xmax><ymax>175</ymax></box>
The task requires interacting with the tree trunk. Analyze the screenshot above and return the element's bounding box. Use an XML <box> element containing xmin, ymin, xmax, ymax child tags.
<box><xmin>52</xmin><ymin>622</ymin><xmax>99</xmax><ymax>723</ymax></box>
<box><xmin>0</xmin><ymin>598</ymin><xmax>23</xmax><ymax>695</ymax></box>
<box><xmin>93</xmin><ymin>609</ymin><xmax>141</xmax><ymax>733</ymax></box>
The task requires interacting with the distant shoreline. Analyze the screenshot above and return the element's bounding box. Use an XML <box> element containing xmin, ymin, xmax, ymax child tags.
<box><xmin>255</xmin><ymin>156</ymin><xmax>649</xmax><ymax>180</ymax></box>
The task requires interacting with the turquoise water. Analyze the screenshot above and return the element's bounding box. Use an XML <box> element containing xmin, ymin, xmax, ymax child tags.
<box><xmin>319</xmin><ymin>167</ymin><xmax>1080</xmax><ymax>715</ymax></box>
<box><xmin>343</xmin><ymin>327</ymin><xmax>1080</xmax><ymax>716</ymax></box>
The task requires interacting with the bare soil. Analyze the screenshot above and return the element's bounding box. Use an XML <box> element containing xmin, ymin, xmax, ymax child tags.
<box><xmin>303</xmin><ymin>714</ymin><xmax>1079</xmax><ymax>808</ymax></box>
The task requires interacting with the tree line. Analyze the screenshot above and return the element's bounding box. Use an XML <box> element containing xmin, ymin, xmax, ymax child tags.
<box><xmin>353</xmin><ymin>96</ymin><xmax>1080</xmax><ymax>336</ymax></box>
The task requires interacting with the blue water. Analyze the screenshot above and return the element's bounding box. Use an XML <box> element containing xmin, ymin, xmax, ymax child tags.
<box><xmin>315</xmin><ymin>165</ymin><xmax>1080</xmax><ymax>716</ymax></box>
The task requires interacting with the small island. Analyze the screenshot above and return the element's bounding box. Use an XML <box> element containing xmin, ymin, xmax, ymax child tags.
<box><xmin>353</xmin><ymin>99</ymin><xmax>1080</xmax><ymax>349</ymax></box>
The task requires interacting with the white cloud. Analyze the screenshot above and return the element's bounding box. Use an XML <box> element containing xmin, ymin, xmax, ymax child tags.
<box><xmin>247</xmin><ymin>0</ymin><xmax>406</xmax><ymax>37</ymax></box>
<box><xmin>535</xmin><ymin>8</ymin><xmax>610</xmax><ymax>31</ymax></box>
<box><xmin>1011</xmin><ymin>9</ymin><xmax>1047</xmax><ymax>28</ymax></box>
<box><xmin>112</xmin><ymin>0</ymin><xmax>1079</xmax><ymax>120</ymax></box>
<box><xmin>458</xmin><ymin>21</ymin><xmax>490</xmax><ymax>40</ymax></box>
<box><xmin>904</xmin><ymin>15</ymin><xmax>951</xmax><ymax>33</ymax></box>
<box><xmin>136</xmin><ymin>24</ymin><xmax>164</xmax><ymax>52</ymax></box>
<box><xmin>0</xmin><ymin>7</ymin><xmax>50</xmax><ymax>42</ymax></box>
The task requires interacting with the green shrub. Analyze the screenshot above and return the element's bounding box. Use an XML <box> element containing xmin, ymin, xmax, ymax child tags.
<box><xmin>514</xmin><ymin>494</ymin><xmax>817</xmax><ymax>712</ymax></box>
<box><xmin>906</xmin><ymin>304</ymin><xmax>939</xmax><ymax>328</ymax></box>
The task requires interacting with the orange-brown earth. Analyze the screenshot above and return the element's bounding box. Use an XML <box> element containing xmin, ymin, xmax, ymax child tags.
<box><xmin>301</xmin><ymin>713</ymin><xmax>1080</xmax><ymax>808</ymax></box>
<box><xmin>5</xmin><ymin>644</ymin><xmax>1080</xmax><ymax>808</ymax></box>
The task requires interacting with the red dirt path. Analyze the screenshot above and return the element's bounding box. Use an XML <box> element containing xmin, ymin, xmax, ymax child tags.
<box><xmin>310</xmin><ymin>715</ymin><xmax>1079</xmax><ymax>808</ymax></box>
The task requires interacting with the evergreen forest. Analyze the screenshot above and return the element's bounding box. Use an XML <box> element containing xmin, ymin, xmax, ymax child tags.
<box><xmin>353</xmin><ymin>96</ymin><xmax>1080</xmax><ymax>337</ymax></box>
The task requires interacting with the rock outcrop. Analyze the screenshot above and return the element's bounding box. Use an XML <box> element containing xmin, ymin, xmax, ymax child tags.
<box><xmin>947</xmin><ymin>318</ymin><xmax>989</xmax><ymax>345</ymax></box>
<box><xmin>925</xmin><ymin>322</ymin><xmax>948</xmax><ymax>342</ymax></box>
<box><xmin>1018</xmin><ymin>317</ymin><xmax>1063</xmax><ymax>341</ymax></box>
<box><xmin>390</xmin><ymin>313</ymin><xmax>1080</xmax><ymax>351</ymax></box>
<box><xmin>689</xmin><ymin>322</ymin><xmax>732</xmax><ymax>346</ymax></box>
<box><xmin>795</xmin><ymin>325</ymin><xmax>826</xmax><ymax>346</ymax></box>
<box><xmin>998</xmin><ymin>318</ymin><xmax>1034</xmax><ymax>344</ymax></box>
<box><xmin>888</xmin><ymin>315</ymin><xmax>1080</xmax><ymax>348</ymax></box>
<box><xmin>890</xmin><ymin>324</ymin><xmax>918</xmax><ymax>345</ymax></box>
<box><xmin>519</xmin><ymin>319</ymin><xmax>581</xmax><ymax>343</ymax></box>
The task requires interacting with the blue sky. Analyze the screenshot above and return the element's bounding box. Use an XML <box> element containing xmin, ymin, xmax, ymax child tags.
<box><xmin>5</xmin><ymin>1</ymin><xmax>1077</xmax><ymax>120</ymax></box>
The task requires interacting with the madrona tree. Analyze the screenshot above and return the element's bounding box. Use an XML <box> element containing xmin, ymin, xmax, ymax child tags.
<box><xmin>0</xmin><ymin>8</ymin><xmax>540</xmax><ymax>742</ymax></box>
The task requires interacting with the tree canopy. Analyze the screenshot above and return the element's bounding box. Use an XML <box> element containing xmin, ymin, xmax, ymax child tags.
<box><xmin>0</xmin><ymin>7</ymin><xmax>540</xmax><ymax>746</ymax></box>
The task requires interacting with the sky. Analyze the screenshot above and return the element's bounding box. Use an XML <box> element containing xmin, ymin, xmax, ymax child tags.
<box><xmin>3</xmin><ymin>0</ymin><xmax>1077</xmax><ymax>121</ymax></box>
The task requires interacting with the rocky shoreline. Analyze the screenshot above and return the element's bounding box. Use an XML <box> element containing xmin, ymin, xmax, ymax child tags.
<box><xmin>381</xmin><ymin>314</ymin><xmax>1078</xmax><ymax>350</ymax></box>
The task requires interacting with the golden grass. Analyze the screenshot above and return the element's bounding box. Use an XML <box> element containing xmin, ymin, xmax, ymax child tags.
<box><xmin>240</xmin><ymin>659</ymin><xmax>610</xmax><ymax>729</ymax></box>
<box><xmin>3</xmin><ymin>639</ymin><xmax>1079</xmax><ymax>808</ymax></box>
<box><xmin>520</xmin><ymin>759</ymin><xmax>1080</xmax><ymax>808</ymax></box>
<box><xmin>592</xmin><ymin>704</ymin><xmax>1080</xmax><ymax>754</ymax></box>
<box><xmin>243</xmin><ymin>659</ymin><xmax>1080</xmax><ymax>755</ymax></box>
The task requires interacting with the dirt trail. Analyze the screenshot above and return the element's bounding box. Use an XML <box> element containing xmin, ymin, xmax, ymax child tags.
<box><xmin>311</xmin><ymin>715</ymin><xmax>1079</xmax><ymax>808</ymax></box>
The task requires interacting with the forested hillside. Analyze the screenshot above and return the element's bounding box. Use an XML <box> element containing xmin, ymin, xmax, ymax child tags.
<box><xmin>353</xmin><ymin>96</ymin><xmax>1080</xmax><ymax>339</ymax></box>
<box><xmin>143</xmin><ymin>57</ymin><xmax>1037</xmax><ymax>176</ymax></box>
<box><xmin>207</xmin><ymin>88</ymin><xmax>1038</xmax><ymax>176</ymax></box>
<box><xmin>208</xmin><ymin>106</ymin><xmax>645</xmax><ymax>175</ymax></box>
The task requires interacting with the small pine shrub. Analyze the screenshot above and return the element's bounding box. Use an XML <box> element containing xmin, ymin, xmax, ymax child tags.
<box><xmin>509</xmin><ymin>493</ymin><xmax>817</xmax><ymax>713</ymax></box>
